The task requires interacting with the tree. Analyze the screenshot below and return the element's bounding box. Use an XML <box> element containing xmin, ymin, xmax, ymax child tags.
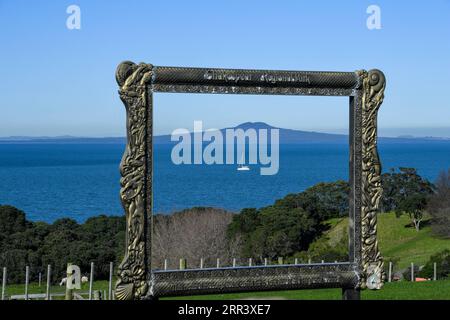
<box><xmin>428</xmin><ymin>169</ymin><xmax>450</xmax><ymax>238</ymax></box>
<box><xmin>152</xmin><ymin>207</ymin><xmax>235</xmax><ymax>269</ymax></box>
<box><xmin>0</xmin><ymin>205</ymin><xmax>30</xmax><ymax>236</ymax></box>
<box><xmin>419</xmin><ymin>249</ymin><xmax>450</xmax><ymax>280</ymax></box>
<box><xmin>395</xmin><ymin>193</ymin><xmax>428</xmax><ymax>231</ymax></box>
<box><xmin>227</xmin><ymin>181</ymin><xmax>351</xmax><ymax>261</ymax></box>
<box><xmin>0</xmin><ymin>206</ymin><xmax>126</xmax><ymax>283</ymax></box>
<box><xmin>274</xmin><ymin>180</ymin><xmax>350</xmax><ymax>220</ymax></box>
<box><xmin>381</xmin><ymin>167</ymin><xmax>434</xmax><ymax>213</ymax></box>
<box><xmin>381</xmin><ymin>167</ymin><xmax>433</xmax><ymax>231</ymax></box>
<box><xmin>228</xmin><ymin>205</ymin><xmax>322</xmax><ymax>261</ymax></box>
<box><xmin>297</xmin><ymin>229</ymin><xmax>349</xmax><ymax>263</ymax></box>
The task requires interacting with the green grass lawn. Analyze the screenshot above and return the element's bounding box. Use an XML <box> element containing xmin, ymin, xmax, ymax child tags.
<box><xmin>3</xmin><ymin>280</ymin><xmax>111</xmax><ymax>298</ymax></box>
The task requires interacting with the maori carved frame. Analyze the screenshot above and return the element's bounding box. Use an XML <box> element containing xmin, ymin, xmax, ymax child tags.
<box><xmin>114</xmin><ymin>61</ymin><xmax>386</xmax><ymax>300</ymax></box>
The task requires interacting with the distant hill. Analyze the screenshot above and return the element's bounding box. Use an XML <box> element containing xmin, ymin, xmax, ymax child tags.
<box><xmin>153</xmin><ymin>122</ymin><xmax>349</xmax><ymax>144</ymax></box>
<box><xmin>1</xmin><ymin>122</ymin><xmax>449</xmax><ymax>144</ymax></box>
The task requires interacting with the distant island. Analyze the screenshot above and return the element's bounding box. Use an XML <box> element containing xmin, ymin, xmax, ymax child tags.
<box><xmin>1</xmin><ymin>122</ymin><xmax>449</xmax><ymax>144</ymax></box>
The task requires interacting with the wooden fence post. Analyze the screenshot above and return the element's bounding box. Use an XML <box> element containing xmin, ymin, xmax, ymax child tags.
<box><xmin>388</xmin><ymin>261</ymin><xmax>392</xmax><ymax>282</ymax></box>
<box><xmin>278</xmin><ymin>257</ymin><xmax>283</xmax><ymax>265</ymax></box>
<box><xmin>179</xmin><ymin>258</ymin><xmax>186</xmax><ymax>270</ymax></box>
<box><xmin>200</xmin><ymin>258</ymin><xmax>204</xmax><ymax>269</ymax></box>
<box><xmin>38</xmin><ymin>272</ymin><xmax>41</xmax><ymax>287</ymax></box>
<box><xmin>65</xmin><ymin>263</ymin><xmax>73</xmax><ymax>300</ymax></box>
<box><xmin>410</xmin><ymin>262</ymin><xmax>414</xmax><ymax>282</ymax></box>
<box><xmin>25</xmin><ymin>266</ymin><xmax>29</xmax><ymax>301</ymax></box>
<box><xmin>216</xmin><ymin>258</ymin><xmax>220</xmax><ymax>268</ymax></box>
<box><xmin>89</xmin><ymin>262</ymin><xmax>94</xmax><ymax>300</ymax></box>
<box><xmin>232</xmin><ymin>258</ymin><xmax>236</xmax><ymax>267</ymax></box>
<box><xmin>45</xmin><ymin>265</ymin><xmax>51</xmax><ymax>300</ymax></box>
<box><xmin>248</xmin><ymin>258</ymin><xmax>252</xmax><ymax>267</ymax></box>
<box><xmin>108</xmin><ymin>262</ymin><xmax>113</xmax><ymax>300</ymax></box>
<box><xmin>1</xmin><ymin>267</ymin><xmax>6</xmax><ymax>301</ymax></box>
<box><xmin>264</xmin><ymin>258</ymin><xmax>268</xmax><ymax>266</ymax></box>
<box><xmin>164</xmin><ymin>259</ymin><xmax>168</xmax><ymax>271</ymax></box>
<box><xmin>433</xmin><ymin>262</ymin><xmax>437</xmax><ymax>281</ymax></box>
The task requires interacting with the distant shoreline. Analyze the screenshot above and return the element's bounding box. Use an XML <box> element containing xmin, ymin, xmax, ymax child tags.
<box><xmin>2</xmin><ymin>122</ymin><xmax>449</xmax><ymax>144</ymax></box>
<box><xmin>1</xmin><ymin>136</ymin><xmax>450</xmax><ymax>144</ymax></box>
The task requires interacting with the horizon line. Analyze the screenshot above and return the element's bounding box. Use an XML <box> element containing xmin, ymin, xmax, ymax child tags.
<box><xmin>1</xmin><ymin>122</ymin><xmax>450</xmax><ymax>141</ymax></box>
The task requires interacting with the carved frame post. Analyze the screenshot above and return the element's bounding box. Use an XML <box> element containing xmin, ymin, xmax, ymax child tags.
<box><xmin>115</xmin><ymin>62</ymin><xmax>153</xmax><ymax>300</ymax></box>
<box><xmin>359</xmin><ymin>69</ymin><xmax>386</xmax><ymax>290</ymax></box>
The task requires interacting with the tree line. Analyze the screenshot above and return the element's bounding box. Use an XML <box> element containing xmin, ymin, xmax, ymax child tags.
<box><xmin>1</xmin><ymin>167</ymin><xmax>449</xmax><ymax>283</ymax></box>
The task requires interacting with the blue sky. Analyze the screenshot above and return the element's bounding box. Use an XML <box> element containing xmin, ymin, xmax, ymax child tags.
<box><xmin>0</xmin><ymin>0</ymin><xmax>449</xmax><ymax>137</ymax></box>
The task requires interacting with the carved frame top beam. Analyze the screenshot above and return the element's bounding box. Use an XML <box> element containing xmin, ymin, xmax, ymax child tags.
<box><xmin>152</xmin><ymin>66</ymin><xmax>359</xmax><ymax>89</ymax></box>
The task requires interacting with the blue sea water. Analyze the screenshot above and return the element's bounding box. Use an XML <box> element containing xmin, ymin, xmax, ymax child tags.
<box><xmin>0</xmin><ymin>142</ymin><xmax>449</xmax><ymax>222</ymax></box>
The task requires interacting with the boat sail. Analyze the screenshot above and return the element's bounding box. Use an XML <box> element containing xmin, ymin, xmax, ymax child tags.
<box><xmin>237</xmin><ymin>152</ymin><xmax>250</xmax><ymax>171</ymax></box>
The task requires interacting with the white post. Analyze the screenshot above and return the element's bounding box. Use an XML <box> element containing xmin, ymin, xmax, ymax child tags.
<box><xmin>45</xmin><ymin>265</ymin><xmax>51</xmax><ymax>300</ymax></box>
<box><xmin>216</xmin><ymin>258</ymin><xmax>220</xmax><ymax>268</ymax></box>
<box><xmin>25</xmin><ymin>266</ymin><xmax>29</xmax><ymax>300</ymax></box>
<box><xmin>232</xmin><ymin>258</ymin><xmax>236</xmax><ymax>267</ymax></box>
<box><xmin>388</xmin><ymin>262</ymin><xmax>392</xmax><ymax>282</ymax></box>
<box><xmin>65</xmin><ymin>263</ymin><xmax>73</xmax><ymax>300</ymax></box>
<box><xmin>108</xmin><ymin>262</ymin><xmax>113</xmax><ymax>300</ymax></box>
<box><xmin>200</xmin><ymin>258</ymin><xmax>204</xmax><ymax>269</ymax></box>
<box><xmin>433</xmin><ymin>262</ymin><xmax>437</xmax><ymax>281</ymax></box>
<box><xmin>89</xmin><ymin>262</ymin><xmax>94</xmax><ymax>300</ymax></box>
<box><xmin>411</xmin><ymin>262</ymin><xmax>414</xmax><ymax>282</ymax></box>
<box><xmin>294</xmin><ymin>258</ymin><xmax>298</xmax><ymax>265</ymax></box>
<box><xmin>1</xmin><ymin>267</ymin><xmax>6</xmax><ymax>301</ymax></box>
<box><xmin>308</xmin><ymin>258</ymin><xmax>311</xmax><ymax>264</ymax></box>
<box><xmin>38</xmin><ymin>272</ymin><xmax>41</xmax><ymax>287</ymax></box>
<box><xmin>179</xmin><ymin>258</ymin><xmax>186</xmax><ymax>270</ymax></box>
<box><xmin>164</xmin><ymin>259</ymin><xmax>168</xmax><ymax>271</ymax></box>
<box><xmin>264</xmin><ymin>258</ymin><xmax>268</xmax><ymax>266</ymax></box>
<box><xmin>248</xmin><ymin>258</ymin><xmax>252</xmax><ymax>267</ymax></box>
<box><xmin>321</xmin><ymin>260</ymin><xmax>324</xmax><ymax>264</ymax></box>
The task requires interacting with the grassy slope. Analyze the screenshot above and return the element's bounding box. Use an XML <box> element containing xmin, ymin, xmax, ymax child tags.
<box><xmin>325</xmin><ymin>212</ymin><xmax>450</xmax><ymax>269</ymax></box>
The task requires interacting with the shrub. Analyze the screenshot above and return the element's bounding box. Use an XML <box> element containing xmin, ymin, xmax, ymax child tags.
<box><xmin>428</xmin><ymin>169</ymin><xmax>450</xmax><ymax>238</ymax></box>
<box><xmin>402</xmin><ymin>264</ymin><xmax>421</xmax><ymax>281</ymax></box>
<box><xmin>419</xmin><ymin>249</ymin><xmax>450</xmax><ymax>280</ymax></box>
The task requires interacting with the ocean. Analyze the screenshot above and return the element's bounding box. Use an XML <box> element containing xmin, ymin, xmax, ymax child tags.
<box><xmin>0</xmin><ymin>142</ymin><xmax>449</xmax><ymax>222</ymax></box>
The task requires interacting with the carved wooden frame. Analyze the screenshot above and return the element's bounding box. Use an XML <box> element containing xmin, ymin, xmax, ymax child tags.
<box><xmin>114</xmin><ymin>62</ymin><xmax>386</xmax><ymax>300</ymax></box>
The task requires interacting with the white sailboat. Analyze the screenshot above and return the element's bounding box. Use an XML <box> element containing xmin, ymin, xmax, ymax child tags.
<box><xmin>237</xmin><ymin>152</ymin><xmax>250</xmax><ymax>171</ymax></box>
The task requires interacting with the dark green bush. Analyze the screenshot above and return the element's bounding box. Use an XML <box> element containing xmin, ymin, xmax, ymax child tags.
<box><xmin>419</xmin><ymin>249</ymin><xmax>450</xmax><ymax>280</ymax></box>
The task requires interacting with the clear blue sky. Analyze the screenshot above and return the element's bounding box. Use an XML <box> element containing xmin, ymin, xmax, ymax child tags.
<box><xmin>0</xmin><ymin>0</ymin><xmax>449</xmax><ymax>137</ymax></box>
